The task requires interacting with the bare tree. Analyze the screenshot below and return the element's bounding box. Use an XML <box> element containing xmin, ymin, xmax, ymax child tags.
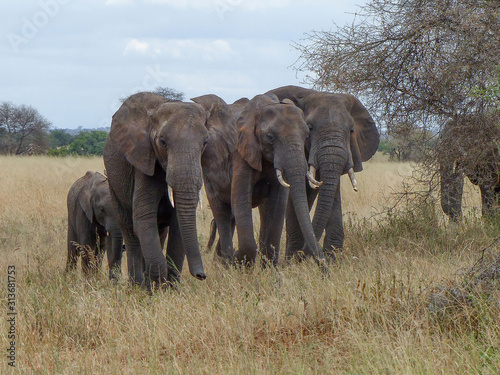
<box><xmin>151</xmin><ymin>86</ymin><xmax>184</xmax><ymax>101</ymax></box>
<box><xmin>294</xmin><ymin>0</ymin><xmax>500</xmax><ymax>130</ymax></box>
<box><xmin>0</xmin><ymin>102</ymin><xmax>51</xmax><ymax>155</ymax></box>
<box><xmin>120</xmin><ymin>86</ymin><xmax>184</xmax><ymax>103</ymax></box>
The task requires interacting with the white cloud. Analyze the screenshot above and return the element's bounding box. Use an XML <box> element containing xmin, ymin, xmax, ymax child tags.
<box><xmin>123</xmin><ymin>38</ymin><xmax>235</xmax><ymax>60</ymax></box>
<box><xmin>123</xmin><ymin>39</ymin><xmax>150</xmax><ymax>55</ymax></box>
<box><xmin>105</xmin><ymin>0</ymin><xmax>132</xmax><ymax>5</ymax></box>
<box><xmin>144</xmin><ymin>0</ymin><xmax>210</xmax><ymax>10</ymax></box>
<box><xmin>144</xmin><ymin>0</ymin><xmax>292</xmax><ymax>11</ymax></box>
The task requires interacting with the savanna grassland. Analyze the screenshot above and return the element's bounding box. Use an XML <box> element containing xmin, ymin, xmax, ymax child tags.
<box><xmin>1</xmin><ymin>154</ymin><xmax>499</xmax><ymax>374</ymax></box>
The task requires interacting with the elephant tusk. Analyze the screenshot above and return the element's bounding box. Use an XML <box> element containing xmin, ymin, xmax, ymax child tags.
<box><xmin>307</xmin><ymin>165</ymin><xmax>323</xmax><ymax>189</ymax></box>
<box><xmin>347</xmin><ymin>168</ymin><xmax>358</xmax><ymax>192</ymax></box>
<box><xmin>276</xmin><ymin>169</ymin><xmax>290</xmax><ymax>188</ymax></box>
<box><xmin>168</xmin><ymin>185</ymin><xmax>175</xmax><ymax>208</ymax></box>
<box><xmin>198</xmin><ymin>190</ymin><xmax>203</xmax><ymax>210</ymax></box>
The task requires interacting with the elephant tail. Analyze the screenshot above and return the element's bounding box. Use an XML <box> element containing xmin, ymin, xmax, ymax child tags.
<box><xmin>206</xmin><ymin>219</ymin><xmax>217</xmax><ymax>251</ymax></box>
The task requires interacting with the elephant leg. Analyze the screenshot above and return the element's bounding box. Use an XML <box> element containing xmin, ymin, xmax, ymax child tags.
<box><xmin>66</xmin><ymin>224</ymin><xmax>79</xmax><ymax>272</ymax></box>
<box><xmin>232</xmin><ymin>154</ymin><xmax>258</xmax><ymax>266</ymax></box>
<box><xmin>165</xmin><ymin>214</ymin><xmax>184</xmax><ymax>285</ymax></box>
<box><xmin>106</xmin><ymin>231</ymin><xmax>124</xmax><ymax>281</ymax></box>
<box><xmin>110</xmin><ymin>195</ymin><xmax>143</xmax><ymax>285</ymax></box>
<box><xmin>204</xmin><ymin>181</ymin><xmax>234</xmax><ymax>263</ymax></box>
<box><xmin>259</xmin><ymin>186</ymin><xmax>288</xmax><ymax>267</ymax></box>
<box><xmin>479</xmin><ymin>184</ymin><xmax>500</xmax><ymax>218</ymax></box>
<box><xmin>80</xmin><ymin>228</ymin><xmax>98</xmax><ymax>276</ymax></box>
<box><xmin>214</xmin><ymin>217</ymin><xmax>235</xmax><ymax>263</ymax></box>
<box><xmin>440</xmin><ymin>163</ymin><xmax>464</xmax><ymax>221</ymax></box>
<box><xmin>214</xmin><ymin>207</ymin><xmax>235</xmax><ymax>262</ymax></box>
<box><xmin>285</xmin><ymin>187</ymin><xmax>317</xmax><ymax>261</ymax></box>
<box><xmin>323</xmin><ymin>187</ymin><xmax>344</xmax><ymax>261</ymax></box>
<box><xmin>133</xmin><ymin>171</ymin><xmax>170</xmax><ymax>289</ymax></box>
<box><xmin>74</xmin><ymin>212</ymin><xmax>96</xmax><ymax>276</ymax></box>
<box><xmin>96</xmin><ymin>226</ymin><xmax>107</xmax><ymax>271</ymax></box>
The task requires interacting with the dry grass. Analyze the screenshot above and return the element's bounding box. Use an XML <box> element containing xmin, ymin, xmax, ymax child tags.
<box><xmin>1</xmin><ymin>154</ymin><xmax>499</xmax><ymax>374</ymax></box>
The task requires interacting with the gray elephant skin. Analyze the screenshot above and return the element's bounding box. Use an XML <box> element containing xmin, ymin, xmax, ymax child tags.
<box><xmin>196</xmin><ymin>94</ymin><xmax>325</xmax><ymax>267</ymax></box>
<box><xmin>189</xmin><ymin>94</ymin><xmax>238</xmax><ymax>265</ymax></box>
<box><xmin>439</xmin><ymin>116</ymin><xmax>500</xmax><ymax>221</ymax></box>
<box><xmin>266</xmin><ymin>85</ymin><xmax>380</xmax><ymax>260</ymax></box>
<box><xmin>103</xmin><ymin>92</ymin><xmax>219</xmax><ymax>288</ymax></box>
<box><xmin>66</xmin><ymin>171</ymin><xmax>124</xmax><ymax>279</ymax></box>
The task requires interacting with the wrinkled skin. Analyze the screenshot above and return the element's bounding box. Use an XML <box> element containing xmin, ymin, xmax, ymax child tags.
<box><xmin>66</xmin><ymin>171</ymin><xmax>124</xmax><ymax>279</ymax></box>
<box><xmin>439</xmin><ymin>116</ymin><xmax>500</xmax><ymax>221</ymax></box>
<box><xmin>103</xmin><ymin>92</ymin><xmax>212</xmax><ymax>289</ymax></box>
<box><xmin>267</xmin><ymin>86</ymin><xmax>380</xmax><ymax>260</ymax></box>
<box><xmin>190</xmin><ymin>95</ymin><xmax>238</xmax><ymax>264</ymax></box>
<box><xmin>231</xmin><ymin>94</ymin><xmax>325</xmax><ymax>267</ymax></box>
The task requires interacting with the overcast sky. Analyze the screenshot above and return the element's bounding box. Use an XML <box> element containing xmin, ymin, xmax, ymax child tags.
<box><xmin>1</xmin><ymin>0</ymin><xmax>366</xmax><ymax>129</ymax></box>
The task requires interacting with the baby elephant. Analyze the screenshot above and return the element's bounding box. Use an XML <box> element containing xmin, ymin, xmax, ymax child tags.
<box><xmin>66</xmin><ymin>171</ymin><xmax>123</xmax><ymax>279</ymax></box>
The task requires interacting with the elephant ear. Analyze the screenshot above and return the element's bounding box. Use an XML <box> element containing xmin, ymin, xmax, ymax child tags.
<box><xmin>265</xmin><ymin>85</ymin><xmax>315</xmax><ymax>106</ymax></box>
<box><xmin>343</xmin><ymin>94</ymin><xmax>380</xmax><ymax>172</ymax></box>
<box><xmin>235</xmin><ymin>95</ymin><xmax>276</xmax><ymax>172</ymax></box>
<box><xmin>108</xmin><ymin>92</ymin><xmax>166</xmax><ymax>176</ymax></box>
<box><xmin>78</xmin><ymin>171</ymin><xmax>96</xmax><ymax>223</ymax></box>
<box><xmin>191</xmin><ymin>94</ymin><xmax>238</xmax><ymax>165</ymax></box>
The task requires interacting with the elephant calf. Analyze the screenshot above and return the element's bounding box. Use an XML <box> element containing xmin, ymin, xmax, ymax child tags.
<box><xmin>66</xmin><ymin>171</ymin><xmax>124</xmax><ymax>279</ymax></box>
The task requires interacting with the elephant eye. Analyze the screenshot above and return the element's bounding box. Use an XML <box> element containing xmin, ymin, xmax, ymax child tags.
<box><xmin>266</xmin><ymin>132</ymin><xmax>275</xmax><ymax>144</ymax></box>
<box><xmin>159</xmin><ymin>137</ymin><xmax>167</xmax><ymax>148</ymax></box>
<box><xmin>307</xmin><ymin>123</ymin><xmax>313</xmax><ymax>130</ymax></box>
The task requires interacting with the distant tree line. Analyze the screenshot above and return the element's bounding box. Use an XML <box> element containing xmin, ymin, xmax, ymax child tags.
<box><xmin>47</xmin><ymin>130</ymin><xmax>108</xmax><ymax>156</ymax></box>
<box><xmin>0</xmin><ymin>101</ymin><xmax>108</xmax><ymax>156</ymax></box>
<box><xmin>0</xmin><ymin>87</ymin><xmax>184</xmax><ymax>156</ymax></box>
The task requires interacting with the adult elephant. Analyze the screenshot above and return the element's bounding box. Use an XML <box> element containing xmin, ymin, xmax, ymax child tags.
<box><xmin>439</xmin><ymin>115</ymin><xmax>500</xmax><ymax>221</ymax></box>
<box><xmin>189</xmin><ymin>94</ymin><xmax>238</xmax><ymax>264</ymax></box>
<box><xmin>230</xmin><ymin>94</ymin><xmax>325</xmax><ymax>267</ymax></box>
<box><xmin>103</xmin><ymin>92</ymin><xmax>213</xmax><ymax>289</ymax></box>
<box><xmin>66</xmin><ymin>171</ymin><xmax>123</xmax><ymax>279</ymax></box>
<box><xmin>267</xmin><ymin>85</ymin><xmax>380</xmax><ymax>260</ymax></box>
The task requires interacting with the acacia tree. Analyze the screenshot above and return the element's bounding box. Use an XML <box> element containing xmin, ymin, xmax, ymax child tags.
<box><xmin>120</xmin><ymin>86</ymin><xmax>184</xmax><ymax>103</ymax></box>
<box><xmin>0</xmin><ymin>102</ymin><xmax>51</xmax><ymax>155</ymax></box>
<box><xmin>295</xmin><ymin>0</ymin><xmax>500</xmax><ymax>129</ymax></box>
<box><xmin>294</xmin><ymin>0</ymin><xmax>500</xmax><ymax>208</ymax></box>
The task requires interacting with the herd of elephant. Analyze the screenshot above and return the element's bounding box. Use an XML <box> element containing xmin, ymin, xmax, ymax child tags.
<box><xmin>67</xmin><ymin>83</ymin><xmax>499</xmax><ymax>291</ymax></box>
<box><xmin>66</xmin><ymin>85</ymin><xmax>380</xmax><ymax>289</ymax></box>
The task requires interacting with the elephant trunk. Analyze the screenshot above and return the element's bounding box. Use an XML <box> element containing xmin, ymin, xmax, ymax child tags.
<box><xmin>167</xmin><ymin>156</ymin><xmax>206</xmax><ymax>280</ymax></box>
<box><xmin>173</xmin><ymin>191</ymin><xmax>206</xmax><ymax>279</ymax></box>
<box><xmin>281</xmin><ymin>149</ymin><xmax>325</xmax><ymax>263</ymax></box>
<box><xmin>310</xmin><ymin>147</ymin><xmax>348</xmax><ymax>242</ymax></box>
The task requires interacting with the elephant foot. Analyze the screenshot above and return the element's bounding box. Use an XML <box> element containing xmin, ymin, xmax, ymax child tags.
<box><xmin>260</xmin><ymin>255</ymin><xmax>279</xmax><ymax>269</ymax></box>
<box><xmin>323</xmin><ymin>247</ymin><xmax>343</xmax><ymax>264</ymax></box>
<box><xmin>213</xmin><ymin>252</ymin><xmax>234</xmax><ymax>269</ymax></box>
<box><xmin>233</xmin><ymin>249</ymin><xmax>256</xmax><ymax>269</ymax></box>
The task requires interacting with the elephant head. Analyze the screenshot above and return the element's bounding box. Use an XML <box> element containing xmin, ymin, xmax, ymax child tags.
<box><xmin>232</xmin><ymin>94</ymin><xmax>325</xmax><ymax>265</ymax></box>
<box><xmin>105</xmin><ymin>92</ymin><xmax>209</xmax><ymax>285</ymax></box>
<box><xmin>267</xmin><ymin>86</ymin><xmax>380</xmax><ymax>257</ymax></box>
<box><xmin>67</xmin><ymin>171</ymin><xmax>123</xmax><ymax>279</ymax></box>
<box><xmin>438</xmin><ymin>115</ymin><xmax>500</xmax><ymax>221</ymax></box>
<box><xmin>190</xmin><ymin>94</ymin><xmax>238</xmax><ymax>261</ymax></box>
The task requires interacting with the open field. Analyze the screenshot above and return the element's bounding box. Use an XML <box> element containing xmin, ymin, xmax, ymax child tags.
<box><xmin>1</xmin><ymin>154</ymin><xmax>499</xmax><ymax>374</ymax></box>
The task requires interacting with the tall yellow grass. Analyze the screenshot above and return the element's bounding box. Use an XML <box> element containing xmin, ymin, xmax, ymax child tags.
<box><xmin>1</xmin><ymin>154</ymin><xmax>498</xmax><ymax>374</ymax></box>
